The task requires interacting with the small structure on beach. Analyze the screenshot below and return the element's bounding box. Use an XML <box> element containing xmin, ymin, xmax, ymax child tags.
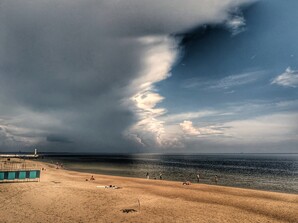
<box><xmin>0</xmin><ymin>159</ymin><xmax>41</xmax><ymax>183</ymax></box>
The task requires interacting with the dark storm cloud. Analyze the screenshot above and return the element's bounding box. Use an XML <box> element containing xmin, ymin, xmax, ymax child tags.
<box><xmin>0</xmin><ymin>0</ymin><xmax>253</xmax><ymax>152</ymax></box>
<box><xmin>0</xmin><ymin>0</ymin><xmax>144</xmax><ymax>152</ymax></box>
<box><xmin>46</xmin><ymin>135</ymin><xmax>73</xmax><ymax>144</ymax></box>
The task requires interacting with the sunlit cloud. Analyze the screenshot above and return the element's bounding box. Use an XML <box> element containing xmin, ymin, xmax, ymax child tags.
<box><xmin>271</xmin><ymin>67</ymin><xmax>298</xmax><ymax>88</ymax></box>
<box><xmin>161</xmin><ymin>110</ymin><xmax>217</xmax><ymax>123</ymax></box>
<box><xmin>180</xmin><ymin>120</ymin><xmax>223</xmax><ymax>137</ymax></box>
<box><xmin>180</xmin><ymin>121</ymin><xmax>201</xmax><ymax>136</ymax></box>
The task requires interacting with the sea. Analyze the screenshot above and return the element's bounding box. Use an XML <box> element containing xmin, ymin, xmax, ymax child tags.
<box><xmin>42</xmin><ymin>153</ymin><xmax>298</xmax><ymax>194</ymax></box>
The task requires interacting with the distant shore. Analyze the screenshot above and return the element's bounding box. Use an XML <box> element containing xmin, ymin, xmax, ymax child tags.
<box><xmin>1</xmin><ymin>159</ymin><xmax>298</xmax><ymax>223</ymax></box>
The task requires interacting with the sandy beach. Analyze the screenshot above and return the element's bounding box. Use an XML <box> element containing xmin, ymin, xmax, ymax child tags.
<box><xmin>0</xmin><ymin>159</ymin><xmax>297</xmax><ymax>223</ymax></box>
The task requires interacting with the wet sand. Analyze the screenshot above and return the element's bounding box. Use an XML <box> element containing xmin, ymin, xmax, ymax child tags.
<box><xmin>0</xmin><ymin>159</ymin><xmax>297</xmax><ymax>223</ymax></box>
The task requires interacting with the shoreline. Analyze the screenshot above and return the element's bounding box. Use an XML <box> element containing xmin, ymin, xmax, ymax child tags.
<box><xmin>62</xmin><ymin>167</ymin><xmax>298</xmax><ymax>196</ymax></box>
<box><xmin>40</xmin><ymin>157</ymin><xmax>298</xmax><ymax>195</ymax></box>
<box><xmin>1</xmin><ymin>159</ymin><xmax>298</xmax><ymax>222</ymax></box>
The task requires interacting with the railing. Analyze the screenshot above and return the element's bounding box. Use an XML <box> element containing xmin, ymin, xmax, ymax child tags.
<box><xmin>0</xmin><ymin>161</ymin><xmax>39</xmax><ymax>171</ymax></box>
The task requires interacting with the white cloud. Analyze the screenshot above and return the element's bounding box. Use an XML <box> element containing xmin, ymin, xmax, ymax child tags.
<box><xmin>180</xmin><ymin>121</ymin><xmax>201</xmax><ymax>136</ymax></box>
<box><xmin>161</xmin><ymin>110</ymin><xmax>217</xmax><ymax>123</ymax></box>
<box><xmin>180</xmin><ymin>120</ymin><xmax>223</xmax><ymax>136</ymax></box>
<box><xmin>125</xmin><ymin>36</ymin><xmax>177</xmax><ymax>147</ymax></box>
<box><xmin>271</xmin><ymin>67</ymin><xmax>298</xmax><ymax>87</ymax></box>
<box><xmin>226</xmin><ymin>15</ymin><xmax>246</xmax><ymax>35</ymax></box>
<box><xmin>182</xmin><ymin>71</ymin><xmax>264</xmax><ymax>90</ymax></box>
<box><xmin>210</xmin><ymin>71</ymin><xmax>263</xmax><ymax>89</ymax></box>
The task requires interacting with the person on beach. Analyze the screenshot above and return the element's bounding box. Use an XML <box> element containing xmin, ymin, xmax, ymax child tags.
<box><xmin>196</xmin><ymin>173</ymin><xmax>200</xmax><ymax>183</ymax></box>
<box><xmin>90</xmin><ymin>175</ymin><xmax>95</xmax><ymax>180</ymax></box>
<box><xmin>146</xmin><ymin>172</ymin><xmax>149</xmax><ymax>179</ymax></box>
<box><xmin>214</xmin><ymin>175</ymin><xmax>218</xmax><ymax>184</ymax></box>
<box><xmin>182</xmin><ymin>181</ymin><xmax>191</xmax><ymax>185</ymax></box>
<box><xmin>159</xmin><ymin>173</ymin><xmax>162</xmax><ymax>180</ymax></box>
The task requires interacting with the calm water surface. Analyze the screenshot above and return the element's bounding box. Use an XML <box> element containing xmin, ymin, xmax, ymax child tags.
<box><xmin>43</xmin><ymin>154</ymin><xmax>298</xmax><ymax>194</ymax></box>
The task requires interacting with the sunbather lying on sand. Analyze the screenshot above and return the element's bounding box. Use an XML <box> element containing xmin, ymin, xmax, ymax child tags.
<box><xmin>96</xmin><ymin>185</ymin><xmax>121</xmax><ymax>189</ymax></box>
<box><xmin>182</xmin><ymin>181</ymin><xmax>191</xmax><ymax>185</ymax></box>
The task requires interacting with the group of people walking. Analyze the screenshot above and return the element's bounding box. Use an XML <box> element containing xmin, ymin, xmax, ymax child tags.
<box><xmin>146</xmin><ymin>172</ymin><xmax>162</xmax><ymax>180</ymax></box>
<box><xmin>196</xmin><ymin>173</ymin><xmax>218</xmax><ymax>184</ymax></box>
<box><xmin>146</xmin><ymin>172</ymin><xmax>219</xmax><ymax>184</ymax></box>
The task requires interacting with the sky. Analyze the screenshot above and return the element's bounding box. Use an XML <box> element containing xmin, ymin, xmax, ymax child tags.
<box><xmin>0</xmin><ymin>0</ymin><xmax>297</xmax><ymax>153</ymax></box>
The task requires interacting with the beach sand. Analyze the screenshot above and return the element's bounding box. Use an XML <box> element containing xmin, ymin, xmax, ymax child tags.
<box><xmin>0</xmin><ymin>159</ymin><xmax>297</xmax><ymax>223</ymax></box>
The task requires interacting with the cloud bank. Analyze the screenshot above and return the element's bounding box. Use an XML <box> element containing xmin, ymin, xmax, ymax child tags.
<box><xmin>0</xmin><ymin>0</ymin><xmax>253</xmax><ymax>152</ymax></box>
